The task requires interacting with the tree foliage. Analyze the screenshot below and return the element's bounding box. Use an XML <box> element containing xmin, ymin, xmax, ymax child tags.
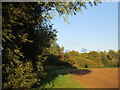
<box><xmin>2</xmin><ymin>2</ymin><xmax>56</xmax><ymax>88</ymax></box>
<box><xmin>55</xmin><ymin>49</ymin><xmax>119</xmax><ymax>68</ymax></box>
<box><xmin>107</xmin><ymin>50</ymin><xmax>118</xmax><ymax>67</ymax></box>
<box><xmin>2</xmin><ymin>1</ymin><xmax>101</xmax><ymax>88</ymax></box>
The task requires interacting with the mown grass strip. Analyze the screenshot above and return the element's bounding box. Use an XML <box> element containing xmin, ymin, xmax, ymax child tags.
<box><xmin>32</xmin><ymin>68</ymin><xmax>83</xmax><ymax>89</ymax></box>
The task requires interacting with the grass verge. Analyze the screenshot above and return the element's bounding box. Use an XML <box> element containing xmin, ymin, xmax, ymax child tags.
<box><xmin>32</xmin><ymin>67</ymin><xmax>83</xmax><ymax>89</ymax></box>
<box><xmin>43</xmin><ymin>74</ymin><xmax>83</xmax><ymax>88</ymax></box>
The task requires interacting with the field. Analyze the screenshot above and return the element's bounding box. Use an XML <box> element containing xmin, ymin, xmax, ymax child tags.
<box><xmin>70</xmin><ymin>68</ymin><xmax>119</xmax><ymax>88</ymax></box>
<box><xmin>33</xmin><ymin>67</ymin><xmax>119</xmax><ymax>89</ymax></box>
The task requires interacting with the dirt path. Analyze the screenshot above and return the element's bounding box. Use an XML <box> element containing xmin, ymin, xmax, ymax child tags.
<box><xmin>70</xmin><ymin>68</ymin><xmax>119</xmax><ymax>88</ymax></box>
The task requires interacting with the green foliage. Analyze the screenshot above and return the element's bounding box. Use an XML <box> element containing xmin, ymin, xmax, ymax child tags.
<box><xmin>2</xmin><ymin>1</ymin><xmax>101</xmax><ymax>88</ymax></box>
<box><xmin>3</xmin><ymin>61</ymin><xmax>38</xmax><ymax>88</ymax></box>
<box><xmin>2</xmin><ymin>2</ymin><xmax>56</xmax><ymax>88</ymax></box>
<box><xmin>38</xmin><ymin>1</ymin><xmax>101</xmax><ymax>23</ymax></box>
<box><xmin>45</xmin><ymin>54</ymin><xmax>59</xmax><ymax>65</ymax></box>
<box><xmin>58</xmin><ymin>50</ymin><xmax>118</xmax><ymax>68</ymax></box>
<box><xmin>87</xmin><ymin>51</ymin><xmax>102</xmax><ymax>63</ymax></box>
<box><xmin>107</xmin><ymin>50</ymin><xmax>118</xmax><ymax>67</ymax></box>
<box><xmin>107</xmin><ymin>50</ymin><xmax>118</xmax><ymax>60</ymax></box>
<box><xmin>118</xmin><ymin>50</ymin><xmax>120</xmax><ymax>67</ymax></box>
<box><xmin>100</xmin><ymin>51</ymin><xmax>109</xmax><ymax>66</ymax></box>
<box><xmin>64</xmin><ymin>51</ymin><xmax>80</xmax><ymax>66</ymax></box>
<box><xmin>44</xmin><ymin>42</ymin><xmax>60</xmax><ymax>66</ymax></box>
<box><xmin>59</xmin><ymin>52</ymin><xmax>65</xmax><ymax>62</ymax></box>
<box><xmin>77</xmin><ymin>59</ymin><xmax>98</xmax><ymax>68</ymax></box>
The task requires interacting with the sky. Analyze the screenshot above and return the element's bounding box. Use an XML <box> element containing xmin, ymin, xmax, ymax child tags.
<box><xmin>51</xmin><ymin>2</ymin><xmax>118</xmax><ymax>53</ymax></box>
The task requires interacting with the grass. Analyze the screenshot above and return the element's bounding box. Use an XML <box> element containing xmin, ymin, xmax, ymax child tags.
<box><xmin>32</xmin><ymin>67</ymin><xmax>83</xmax><ymax>89</ymax></box>
<box><xmin>42</xmin><ymin>74</ymin><xmax>83</xmax><ymax>88</ymax></box>
<box><xmin>51</xmin><ymin>74</ymin><xmax>83</xmax><ymax>88</ymax></box>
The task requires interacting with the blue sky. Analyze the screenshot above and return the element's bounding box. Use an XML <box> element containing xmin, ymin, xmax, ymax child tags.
<box><xmin>52</xmin><ymin>2</ymin><xmax>118</xmax><ymax>53</ymax></box>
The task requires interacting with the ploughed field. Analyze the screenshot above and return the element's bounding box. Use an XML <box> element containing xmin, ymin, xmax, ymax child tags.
<box><xmin>70</xmin><ymin>68</ymin><xmax>119</xmax><ymax>88</ymax></box>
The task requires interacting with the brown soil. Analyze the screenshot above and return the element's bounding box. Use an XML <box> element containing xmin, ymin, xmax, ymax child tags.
<box><xmin>70</xmin><ymin>68</ymin><xmax>119</xmax><ymax>88</ymax></box>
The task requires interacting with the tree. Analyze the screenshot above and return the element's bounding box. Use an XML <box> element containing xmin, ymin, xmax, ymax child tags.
<box><xmin>87</xmin><ymin>51</ymin><xmax>102</xmax><ymax>63</ymax></box>
<box><xmin>2</xmin><ymin>2</ymin><xmax>56</xmax><ymax>88</ymax></box>
<box><xmin>80</xmin><ymin>53</ymin><xmax>88</xmax><ymax>59</ymax></box>
<box><xmin>118</xmin><ymin>50</ymin><xmax>120</xmax><ymax>67</ymax></box>
<box><xmin>58</xmin><ymin>47</ymin><xmax>65</xmax><ymax>63</ymax></box>
<box><xmin>38</xmin><ymin>1</ymin><xmax>101</xmax><ymax>23</ymax></box>
<box><xmin>2</xmin><ymin>1</ymin><xmax>101</xmax><ymax>88</ymax></box>
<box><xmin>100</xmin><ymin>51</ymin><xmax>109</xmax><ymax>67</ymax></box>
<box><xmin>107</xmin><ymin>50</ymin><xmax>118</xmax><ymax>67</ymax></box>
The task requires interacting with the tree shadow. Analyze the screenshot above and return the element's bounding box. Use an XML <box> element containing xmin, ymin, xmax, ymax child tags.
<box><xmin>33</xmin><ymin>54</ymin><xmax>92</xmax><ymax>88</ymax></box>
<box><xmin>69</xmin><ymin>69</ymin><xmax>92</xmax><ymax>75</ymax></box>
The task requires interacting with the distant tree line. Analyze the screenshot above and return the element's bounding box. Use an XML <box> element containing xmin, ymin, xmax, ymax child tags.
<box><xmin>44</xmin><ymin>41</ymin><xmax>119</xmax><ymax>68</ymax></box>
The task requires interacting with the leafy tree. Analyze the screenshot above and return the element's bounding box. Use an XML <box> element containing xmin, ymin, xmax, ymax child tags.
<box><xmin>100</xmin><ymin>51</ymin><xmax>109</xmax><ymax>67</ymax></box>
<box><xmin>59</xmin><ymin>52</ymin><xmax>65</xmax><ymax>62</ymax></box>
<box><xmin>2</xmin><ymin>1</ymin><xmax>101</xmax><ymax>88</ymax></box>
<box><xmin>68</xmin><ymin>50</ymin><xmax>80</xmax><ymax>56</ymax></box>
<box><xmin>64</xmin><ymin>51</ymin><xmax>80</xmax><ymax>66</ymax></box>
<box><xmin>44</xmin><ymin>41</ymin><xmax>60</xmax><ymax>66</ymax></box>
<box><xmin>38</xmin><ymin>1</ymin><xmax>101</xmax><ymax>23</ymax></box>
<box><xmin>107</xmin><ymin>50</ymin><xmax>118</xmax><ymax>60</ymax></box>
<box><xmin>107</xmin><ymin>50</ymin><xmax>118</xmax><ymax>67</ymax></box>
<box><xmin>118</xmin><ymin>50</ymin><xmax>120</xmax><ymax>67</ymax></box>
<box><xmin>80</xmin><ymin>53</ymin><xmax>88</xmax><ymax>59</ymax></box>
<box><xmin>2</xmin><ymin>2</ymin><xmax>56</xmax><ymax>88</ymax></box>
<box><xmin>87</xmin><ymin>51</ymin><xmax>102</xmax><ymax>63</ymax></box>
<box><xmin>3</xmin><ymin>61</ymin><xmax>38</xmax><ymax>88</ymax></box>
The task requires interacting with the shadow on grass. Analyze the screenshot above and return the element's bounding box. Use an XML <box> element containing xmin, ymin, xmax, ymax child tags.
<box><xmin>32</xmin><ymin>54</ymin><xmax>92</xmax><ymax>88</ymax></box>
<box><xmin>33</xmin><ymin>64</ymin><xmax>92</xmax><ymax>88</ymax></box>
<box><xmin>69</xmin><ymin>69</ymin><xmax>92</xmax><ymax>76</ymax></box>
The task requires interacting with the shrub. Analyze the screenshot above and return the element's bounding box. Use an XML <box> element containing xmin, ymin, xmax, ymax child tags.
<box><xmin>3</xmin><ymin>61</ymin><xmax>39</xmax><ymax>88</ymax></box>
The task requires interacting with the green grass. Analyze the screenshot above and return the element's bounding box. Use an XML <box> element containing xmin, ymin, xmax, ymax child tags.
<box><xmin>32</xmin><ymin>67</ymin><xmax>83</xmax><ymax>89</ymax></box>
<box><xmin>42</xmin><ymin>74</ymin><xmax>83</xmax><ymax>88</ymax></box>
<box><xmin>51</xmin><ymin>74</ymin><xmax>83</xmax><ymax>88</ymax></box>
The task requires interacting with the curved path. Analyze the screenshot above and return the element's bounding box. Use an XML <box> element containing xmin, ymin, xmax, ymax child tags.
<box><xmin>70</xmin><ymin>68</ymin><xmax>119</xmax><ymax>88</ymax></box>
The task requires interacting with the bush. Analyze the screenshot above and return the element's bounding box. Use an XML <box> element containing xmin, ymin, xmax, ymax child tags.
<box><xmin>3</xmin><ymin>61</ymin><xmax>39</xmax><ymax>88</ymax></box>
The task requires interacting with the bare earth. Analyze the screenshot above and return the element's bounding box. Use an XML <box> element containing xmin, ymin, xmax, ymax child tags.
<box><xmin>70</xmin><ymin>68</ymin><xmax>119</xmax><ymax>88</ymax></box>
